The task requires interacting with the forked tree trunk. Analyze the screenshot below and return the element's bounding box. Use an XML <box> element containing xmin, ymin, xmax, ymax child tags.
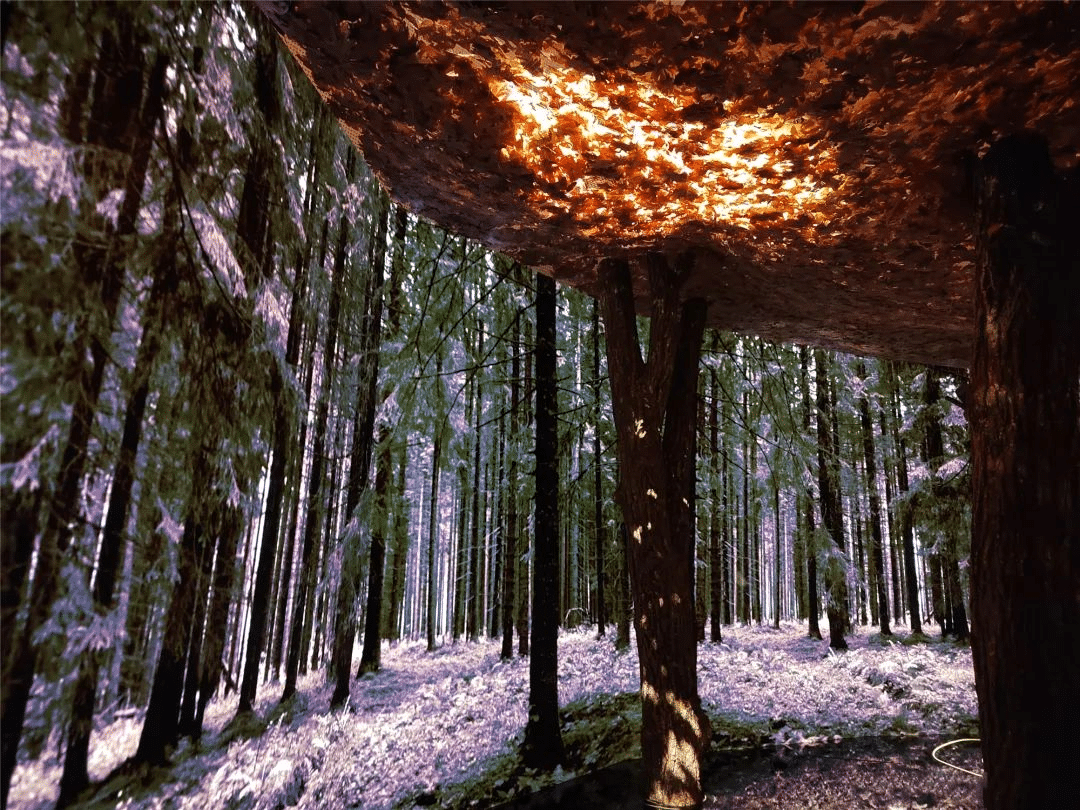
<box><xmin>598</xmin><ymin>254</ymin><xmax>710</xmax><ymax>808</ymax></box>
<box><xmin>969</xmin><ymin>132</ymin><xmax>1079</xmax><ymax>810</ymax></box>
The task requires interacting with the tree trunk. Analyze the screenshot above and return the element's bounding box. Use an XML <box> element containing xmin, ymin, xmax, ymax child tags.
<box><xmin>970</xmin><ymin>132</ymin><xmax>1080</xmax><ymax>810</ymax></box>
<box><xmin>427</xmin><ymin>390</ymin><xmax>444</xmax><ymax>653</ymax></box>
<box><xmin>592</xmin><ymin>298</ymin><xmax>607</xmax><ymax>639</ymax></box>
<box><xmin>59</xmin><ymin>136</ymin><xmax>174</xmax><ymax>800</ymax></box>
<box><xmin>598</xmin><ymin>255</ymin><xmax>710</xmax><ymax>808</ymax></box>
<box><xmin>799</xmin><ymin>347</ymin><xmax>822</xmax><ymax>640</ymax></box>
<box><xmin>358</xmin><ymin>426</ymin><xmax>391</xmax><ymax>674</ymax></box>
<box><xmin>887</xmin><ymin>362</ymin><xmax>922</xmax><ymax>635</ymax></box>
<box><xmin>501</xmin><ymin>311</ymin><xmax>520</xmax><ymax>658</ymax></box>
<box><xmin>3</xmin><ymin>27</ymin><xmax>160</xmax><ymax>800</ymax></box>
<box><xmin>283</xmin><ymin>213</ymin><xmax>348</xmax><ymax>701</ymax></box>
<box><xmin>329</xmin><ymin>192</ymin><xmax>386</xmax><ymax>706</ymax></box>
<box><xmin>355</xmin><ymin>195</ymin><xmax>397</xmax><ymax>677</ymax></box>
<box><xmin>521</xmin><ymin>272</ymin><xmax>565</xmax><ymax>769</ymax></box>
<box><xmin>923</xmin><ymin>369</ymin><xmax>969</xmax><ymax>640</ymax></box>
<box><xmin>134</xmin><ymin>493</ymin><xmax>207</xmax><ymax>765</ymax></box>
<box><xmin>814</xmin><ymin>349</ymin><xmax>849</xmax><ymax>649</ymax></box>
<box><xmin>194</xmin><ymin>506</ymin><xmax>242</xmax><ymax>737</ymax></box>
<box><xmin>178</xmin><ymin>516</ymin><xmax>216</xmax><ymax>737</ymax></box>
<box><xmin>708</xmin><ymin>350</ymin><xmax>722</xmax><ymax>643</ymax></box>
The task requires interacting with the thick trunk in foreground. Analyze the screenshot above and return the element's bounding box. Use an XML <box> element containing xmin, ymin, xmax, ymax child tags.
<box><xmin>970</xmin><ymin>133</ymin><xmax>1079</xmax><ymax>810</ymax></box>
<box><xmin>599</xmin><ymin>254</ymin><xmax>710</xmax><ymax>808</ymax></box>
<box><xmin>521</xmin><ymin>272</ymin><xmax>565</xmax><ymax>770</ymax></box>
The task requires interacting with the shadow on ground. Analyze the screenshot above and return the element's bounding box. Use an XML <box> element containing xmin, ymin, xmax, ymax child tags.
<box><xmin>492</xmin><ymin>737</ymin><xmax>983</xmax><ymax>810</ymax></box>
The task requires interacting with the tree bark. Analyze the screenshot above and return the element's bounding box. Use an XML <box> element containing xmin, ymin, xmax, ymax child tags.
<box><xmin>194</xmin><ymin>506</ymin><xmax>242</xmax><ymax>737</ymax></box>
<box><xmin>521</xmin><ymin>272</ymin><xmax>565</xmax><ymax>769</ymax></box>
<box><xmin>970</xmin><ymin>132</ymin><xmax>1080</xmax><ymax>810</ymax></box>
<box><xmin>708</xmin><ymin>350</ymin><xmax>722</xmax><ymax>643</ymax></box>
<box><xmin>799</xmin><ymin>347</ymin><xmax>823</xmax><ymax>641</ymax></box>
<box><xmin>134</xmin><ymin>484</ymin><xmax>208</xmax><ymax>766</ymax></box>
<box><xmin>814</xmin><ymin>349</ymin><xmax>849</xmax><ymax>649</ymax></box>
<box><xmin>592</xmin><ymin>298</ymin><xmax>607</xmax><ymax>638</ymax></box>
<box><xmin>598</xmin><ymin>255</ymin><xmax>710</xmax><ymax>808</ymax></box>
<box><xmin>501</xmin><ymin>311</ymin><xmax>520</xmax><ymax>658</ymax></box>
<box><xmin>856</xmin><ymin>363</ymin><xmax>891</xmax><ymax>636</ymax></box>
<box><xmin>283</xmin><ymin>213</ymin><xmax>348</xmax><ymax>701</ymax></box>
<box><xmin>329</xmin><ymin>190</ymin><xmax>386</xmax><ymax>706</ymax></box>
<box><xmin>3</xmin><ymin>26</ymin><xmax>159</xmax><ymax>801</ymax></box>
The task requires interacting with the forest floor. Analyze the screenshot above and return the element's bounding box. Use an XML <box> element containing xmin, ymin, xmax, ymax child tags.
<box><xmin>9</xmin><ymin>622</ymin><xmax>981</xmax><ymax>810</ymax></box>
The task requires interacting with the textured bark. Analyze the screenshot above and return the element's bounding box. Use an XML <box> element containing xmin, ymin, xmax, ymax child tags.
<box><xmin>3</xmin><ymin>22</ymin><xmax>156</xmax><ymax>801</ymax></box>
<box><xmin>800</xmin><ymin>347</ymin><xmax>822</xmax><ymax>641</ymax></box>
<box><xmin>814</xmin><ymin>349</ymin><xmax>849</xmax><ymax>649</ymax></box>
<box><xmin>856</xmin><ymin>364</ymin><xmax>891</xmax><ymax>636</ymax></box>
<box><xmin>329</xmin><ymin>191</ymin><xmax>385</xmax><ymax>706</ymax></box>
<box><xmin>194</xmin><ymin>507</ymin><xmax>242</xmax><ymax>737</ymax></box>
<box><xmin>501</xmin><ymin>313</ymin><xmax>519</xmax><ymax>659</ymax></box>
<box><xmin>134</xmin><ymin>496</ymin><xmax>207</xmax><ymax>765</ymax></box>
<box><xmin>886</xmin><ymin>362</ymin><xmax>922</xmax><ymax>635</ymax></box>
<box><xmin>358</xmin><ymin>195</ymin><xmax>399</xmax><ymax>674</ymax></box>
<box><xmin>970</xmin><ymin>133</ymin><xmax>1079</xmax><ymax>810</ymax></box>
<box><xmin>599</xmin><ymin>254</ymin><xmax>710</xmax><ymax>808</ymax></box>
<box><xmin>521</xmin><ymin>272</ymin><xmax>565</xmax><ymax>770</ymax></box>
<box><xmin>284</xmin><ymin>214</ymin><xmax>348</xmax><ymax>701</ymax></box>
<box><xmin>922</xmin><ymin>369</ymin><xmax>968</xmax><ymax>640</ymax></box>
<box><xmin>427</xmin><ymin>370</ymin><xmax>444</xmax><ymax>653</ymax></box>
<box><xmin>357</xmin><ymin>426</ymin><xmax>391</xmax><ymax>674</ymax></box>
<box><xmin>708</xmin><ymin>353</ymin><xmax>722</xmax><ymax>643</ymax></box>
<box><xmin>592</xmin><ymin>299</ymin><xmax>607</xmax><ymax>638</ymax></box>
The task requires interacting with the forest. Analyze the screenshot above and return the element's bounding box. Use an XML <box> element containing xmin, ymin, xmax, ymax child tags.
<box><xmin>0</xmin><ymin>3</ymin><xmax>1008</xmax><ymax>809</ymax></box>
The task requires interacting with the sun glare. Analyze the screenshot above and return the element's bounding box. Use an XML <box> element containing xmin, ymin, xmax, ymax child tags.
<box><xmin>491</xmin><ymin>59</ymin><xmax>834</xmax><ymax>239</ymax></box>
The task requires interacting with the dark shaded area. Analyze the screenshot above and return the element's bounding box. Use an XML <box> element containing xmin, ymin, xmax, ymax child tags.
<box><xmin>494</xmin><ymin>737</ymin><xmax>982</xmax><ymax>810</ymax></box>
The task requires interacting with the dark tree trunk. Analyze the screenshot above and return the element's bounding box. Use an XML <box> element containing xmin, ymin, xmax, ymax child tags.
<box><xmin>518</xmin><ymin>314</ymin><xmax>533</xmax><ymax>658</ymax></box>
<box><xmin>720</xmin><ymin>387</ymin><xmax>733</xmax><ymax>629</ymax></box>
<box><xmin>773</xmin><ymin>484</ymin><xmax>782</xmax><ymax>630</ymax></box>
<box><xmin>355</xmin><ymin>196</ymin><xmax>398</xmax><ymax>677</ymax></box>
<box><xmin>970</xmin><ymin>133</ymin><xmax>1079</xmax><ymax>810</ymax></box>
<box><xmin>194</xmin><ymin>507</ymin><xmax>242</xmax><ymax>738</ymax></box>
<box><xmin>800</xmin><ymin>347</ymin><xmax>822</xmax><ymax>640</ymax></box>
<box><xmin>877</xmin><ymin>405</ymin><xmax>904</xmax><ymax>623</ymax></box>
<box><xmin>814</xmin><ymin>349</ymin><xmax>849</xmax><ymax>649</ymax></box>
<box><xmin>453</xmin><ymin>464</ymin><xmax>468</xmax><ymax>642</ymax></box>
<box><xmin>708</xmin><ymin>351</ymin><xmax>722</xmax><ymax>643</ymax></box>
<box><xmin>501</xmin><ymin>312</ymin><xmax>520</xmax><ymax>658</ymax></box>
<box><xmin>466</xmin><ymin>336</ymin><xmax>484</xmax><ymax>641</ymax></box>
<box><xmin>427</xmin><ymin>396</ymin><xmax>444</xmax><ymax>653</ymax></box>
<box><xmin>3</xmin><ymin>27</ymin><xmax>160</xmax><ymax>801</ymax></box>
<box><xmin>385</xmin><ymin>445</ymin><xmax>409</xmax><ymax>642</ymax></box>
<box><xmin>923</xmin><ymin>369</ymin><xmax>969</xmax><ymax>641</ymax></box>
<box><xmin>521</xmin><ymin>272</ymin><xmax>565</xmax><ymax>769</ymax></box>
<box><xmin>358</xmin><ymin>427</ymin><xmax>391</xmax><ymax>674</ymax></box>
<box><xmin>271</xmin><ymin>225</ymin><xmax>326</xmax><ymax>683</ymax></box>
<box><xmin>887</xmin><ymin>362</ymin><xmax>922</xmax><ymax>635</ymax></box>
<box><xmin>59</xmin><ymin>165</ymin><xmax>174</xmax><ymax>802</ymax></box>
<box><xmin>329</xmin><ymin>192</ymin><xmax>386</xmax><ymax>706</ymax></box>
<box><xmin>284</xmin><ymin>213</ymin><xmax>348</xmax><ymax>701</ymax></box>
<box><xmin>178</xmin><ymin>517</ymin><xmax>216</xmax><ymax>737</ymax></box>
<box><xmin>135</xmin><ymin>496</ymin><xmax>207</xmax><ymax>765</ymax></box>
<box><xmin>598</xmin><ymin>255</ymin><xmax>710</xmax><ymax>808</ymax></box>
<box><xmin>592</xmin><ymin>298</ymin><xmax>607</xmax><ymax>638</ymax></box>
